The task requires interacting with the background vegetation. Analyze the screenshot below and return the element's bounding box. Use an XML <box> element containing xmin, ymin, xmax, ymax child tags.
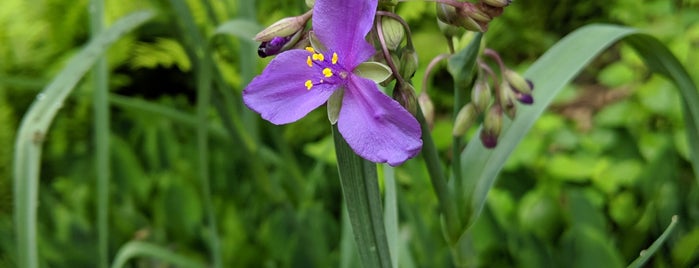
<box><xmin>1</xmin><ymin>0</ymin><xmax>698</xmax><ymax>267</ymax></box>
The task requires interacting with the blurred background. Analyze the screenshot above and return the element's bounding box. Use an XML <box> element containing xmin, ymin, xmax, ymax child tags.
<box><xmin>1</xmin><ymin>0</ymin><xmax>699</xmax><ymax>267</ymax></box>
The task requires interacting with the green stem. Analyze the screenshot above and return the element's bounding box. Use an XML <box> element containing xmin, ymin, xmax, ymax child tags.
<box><xmin>89</xmin><ymin>0</ymin><xmax>110</xmax><ymax>267</ymax></box>
<box><xmin>416</xmin><ymin>108</ymin><xmax>461</xmax><ymax>243</ymax></box>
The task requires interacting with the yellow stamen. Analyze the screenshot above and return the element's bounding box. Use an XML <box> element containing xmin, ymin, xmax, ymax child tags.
<box><xmin>322</xmin><ymin>68</ymin><xmax>333</xmax><ymax>78</ymax></box>
<box><xmin>332</xmin><ymin>53</ymin><xmax>338</xmax><ymax>64</ymax></box>
<box><xmin>305</xmin><ymin>47</ymin><xmax>315</xmax><ymax>53</ymax></box>
<box><xmin>312</xmin><ymin>53</ymin><xmax>325</xmax><ymax>61</ymax></box>
<box><xmin>305</xmin><ymin>80</ymin><xmax>313</xmax><ymax>90</ymax></box>
<box><xmin>306</xmin><ymin>56</ymin><xmax>312</xmax><ymax>67</ymax></box>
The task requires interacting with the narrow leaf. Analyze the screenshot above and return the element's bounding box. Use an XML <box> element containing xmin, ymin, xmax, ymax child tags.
<box><xmin>111</xmin><ymin>241</ymin><xmax>207</xmax><ymax>268</ymax></box>
<box><xmin>627</xmin><ymin>215</ymin><xmax>679</xmax><ymax>268</ymax></box>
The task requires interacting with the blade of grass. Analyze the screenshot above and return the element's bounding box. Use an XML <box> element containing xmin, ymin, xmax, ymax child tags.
<box><xmin>111</xmin><ymin>241</ymin><xmax>207</xmax><ymax>268</ymax></box>
<box><xmin>89</xmin><ymin>0</ymin><xmax>110</xmax><ymax>267</ymax></box>
<box><xmin>333</xmin><ymin>126</ymin><xmax>393</xmax><ymax>268</ymax></box>
<box><xmin>627</xmin><ymin>215</ymin><xmax>679</xmax><ymax>268</ymax></box>
<box><xmin>13</xmin><ymin>11</ymin><xmax>153</xmax><ymax>268</ymax></box>
<box><xmin>458</xmin><ymin>24</ymin><xmax>699</xmax><ymax>230</ymax></box>
<box><xmin>383</xmin><ymin>165</ymin><xmax>399</xmax><ymax>268</ymax></box>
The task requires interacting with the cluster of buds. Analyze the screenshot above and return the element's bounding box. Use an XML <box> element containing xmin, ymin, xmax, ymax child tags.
<box><xmin>452</xmin><ymin>49</ymin><xmax>534</xmax><ymax>148</ymax></box>
<box><xmin>436</xmin><ymin>0</ymin><xmax>512</xmax><ymax>32</ymax></box>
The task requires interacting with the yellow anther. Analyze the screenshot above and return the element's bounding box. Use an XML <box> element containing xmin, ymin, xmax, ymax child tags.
<box><xmin>312</xmin><ymin>53</ymin><xmax>325</xmax><ymax>61</ymax></box>
<box><xmin>305</xmin><ymin>47</ymin><xmax>315</xmax><ymax>53</ymax></box>
<box><xmin>332</xmin><ymin>53</ymin><xmax>338</xmax><ymax>64</ymax></box>
<box><xmin>322</xmin><ymin>68</ymin><xmax>333</xmax><ymax>78</ymax></box>
<box><xmin>306</xmin><ymin>56</ymin><xmax>313</xmax><ymax>67</ymax></box>
<box><xmin>305</xmin><ymin>80</ymin><xmax>313</xmax><ymax>90</ymax></box>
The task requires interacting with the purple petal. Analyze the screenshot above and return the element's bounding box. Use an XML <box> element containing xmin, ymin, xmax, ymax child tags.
<box><xmin>313</xmin><ymin>0</ymin><xmax>377</xmax><ymax>67</ymax></box>
<box><xmin>243</xmin><ymin>50</ymin><xmax>337</xmax><ymax>124</ymax></box>
<box><xmin>338</xmin><ymin>75</ymin><xmax>422</xmax><ymax>166</ymax></box>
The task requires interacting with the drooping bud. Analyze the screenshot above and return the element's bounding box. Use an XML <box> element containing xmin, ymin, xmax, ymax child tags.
<box><xmin>453</xmin><ymin>103</ymin><xmax>478</xmax><ymax>137</ymax></box>
<box><xmin>461</xmin><ymin>3</ymin><xmax>491</xmax><ymax>23</ymax></box>
<box><xmin>393</xmin><ymin>83</ymin><xmax>419</xmax><ymax>116</ymax></box>
<box><xmin>419</xmin><ymin>93</ymin><xmax>435</xmax><ymax>129</ymax></box>
<box><xmin>436</xmin><ymin>3</ymin><xmax>485</xmax><ymax>32</ymax></box>
<box><xmin>254</xmin><ymin>12</ymin><xmax>312</xmax><ymax>42</ymax></box>
<box><xmin>480</xmin><ymin>105</ymin><xmax>503</xmax><ymax>148</ymax></box>
<box><xmin>503</xmin><ymin>69</ymin><xmax>533</xmax><ymax>94</ymax></box>
<box><xmin>471</xmin><ymin>78</ymin><xmax>492</xmax><ymax>112</ymax></box>
<box><xmin>257</xmin><ymin>30</ymin><xmax>303</xmax><ymax>58</ymax></box>
<box><xmin>499</xmin><ymin>82</ymin><xmax>517</xmax><ymax>118</ymax></box>
<box><xmin>381</xmin><ymin>16</ymin><xmax>405</xmax><ymax>51</ymax></box>
<box><xmin>482</xmin><ymin>0</ymin><xmax>512</xmax><ymax>8</ymax></box>
<box><xmin>399</xmin><ymin>47</ymin><xmax>418</xmax><ymax>79</ymax></box>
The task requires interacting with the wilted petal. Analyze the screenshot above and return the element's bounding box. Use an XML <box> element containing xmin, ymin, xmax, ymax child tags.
<box><xmin>338</xmin><ymin>75</ymin><xmax>422</xmax><ymax>166</ymax></box>
<box><xmin>312</xmin><ymin>0</ymin><xmax>377</xmax><ymax>67</ymax></box>
<box><xmin>243</xmin><ymin>50</ymin><xmax>337</xmax><ymax>124</ymax></box>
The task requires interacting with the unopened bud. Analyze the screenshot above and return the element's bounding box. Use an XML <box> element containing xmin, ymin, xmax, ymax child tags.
<box><xmin>471</xmin><ymin>79</ymin><xmax>491</xmax><ymax>112</ymax></box>
<box><xmin>436</xmin><ymin>3</ymin><xmax>486</xmax><ymax>32</ymax></box>
<box><xmin>482</xmin><ymin>0</ymin><xmax>512</xmax><ymax>8</ymax></box>
<box><xmin>254</xmin><ymin>12</ymin><xmax>311</xmax><ymax>42</ymax></box>
<box><xmin>499</xmin><ymin>83</ymin><xmax>517</xmax><ymax>118</ymax></box>
<box><xmin>516</xmin><ymin>92</ymin><xmax>533</xmax><ymax>104</ymax></box>
<box><xmin>257</xmin><ymin>30</ymin><xmax>303</xmax><ymax>58</ymax></box>
<box><xmin>419</xmin><ymin>93</ymin><xmax>435</xmax><ymax>129</ymax></box>
<box><xmin>381</xmin><ymin>16</ymin><xmax>405</xmax><ymax>51</ymax></box>
<box><xmin>453</xmin><ymin>103</ymin><xmax>477</xmax><ymax>137</ymax></box>
<box><xmin>399</xmin><ymin>47</ymin><xmax>418</xmax><ymax>79</ymax></box>
<box><xmin>393</xmin><ymin>83</ymin><xmax>419</xmax><ymax>116</ymax></box>
<box><xmin>480</xmin><ymin>105</ymin><xmax>503</xmax><ymax>148</ymax></box>
<box><xmin>503</xmin><ymin>69</ymin><xmax>533</xmax><ymax>94</ymax></box>
<box><xmin>462</xmin><ymin>4</ymin><xmax>491</xmax><ymax>23</ymax></box>
<box><xmin>305</xmin><ymin>0</ymin><xmax>315</xmax><ymax>8</ymax></box>
<box><xmin>437</xmin><ymin>19</ymin><xmax>465</xmax><ymax>40</ymax></box>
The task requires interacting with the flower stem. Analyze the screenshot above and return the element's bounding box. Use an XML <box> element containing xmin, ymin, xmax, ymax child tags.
<box><xmin>416</xmin><ymin>104</ymin><xmax>462</xmax><ymax>243</ymax></box>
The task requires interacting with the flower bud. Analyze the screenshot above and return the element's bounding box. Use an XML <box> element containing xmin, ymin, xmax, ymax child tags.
<box><xmin>257</xmin><ymin>30</ymin><xmax>303</xmax><ymax>58</ymax></box>
<box><xmin>480</xmin><ymin>105</ymin><xmax>502</xmax><ymax>148</ymax></box>
<box><xmin>254</xmin><ymin>12</ymin><xmax>312</xmax><ymax>42</ymax></box>
<box><xmin>453</xmin><ymin>103</ymin><xmax>477</xmax><ymax>137</ymax></box>
<box><xmin>399</xmin><ymin>47</ymin><xmax>418</xmax><ymax>79</ymax></box>
<box><xmin>503</xmin><ymin>69</ymin><xmax>533</xmax><ymax>94</ymax></box>
<box><xmin>419</xmin><ymin>93</ymin><xmax>435</xmax><ymax>129</ymax></box>
<box><xmin>482</xmin><ymin>0</ymin><xmax>512</xmax><ymax>8</ymax></box>
<box><xmin>461</xmin><ymin>3</ymin><xmax>491</xmax><ymax>23</ymax></box>
<box><xmin>393</xmin><ymin>83</ymin><xmax>419</xmax><ymax>116</ymax></box>
<box><xmin>437</xmin><ymin>19</ymin><xmax>465</xmax><ymax>41</ymax></box>
<box><xmin>499</xmin><ymin>82</ymin><xmax>517</xmax><ymax>118</ymax></box>
<box><xmin>436</xmin><ymin>3</ymin><xmax>485</xmax><ymax>32</ymax></box>
<box><xmin>471</xmin><ymin>79</ymin><xmax>491</xmax><ymax>112</ymax></box>
<box><xmin>516</xmin><ymin>92</ymin><xmax>533</xmax><ymax>104</ymax></box>
<box><xmin>381</xmin><ymin>16</ymin><xmax>405</xmax><ymax>51</ymax></box>
<box><xmin>305</xmin><ymin>0</ymin><xmax>315</xmax><ymax>8</ymax></box>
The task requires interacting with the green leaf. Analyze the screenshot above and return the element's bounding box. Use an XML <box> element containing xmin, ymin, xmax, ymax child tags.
<box><xmin>333</xmin><ymin>126</ymin><xmax>393</xmax><ymax>268</ymax></box>
<box><xmin>458</xmin><ymin>24</ymin><xmax>699</xmax><ymax>229</ymax></box>
<box><xmin>13</xmin><ymin>11</ymin><xmax>154</xmax><ymax>268</ymax></box>
<box><xmin>447</xmin><ymin>32</ymin><xmax>482</xmax><ymax>88</ymax></box>
<box><xmin>355</xmin><ymin>61</ymin><xmax>393</xmax><ymax>84</ymax></box>
<box><xmin>383</xmin><ymin>166</ymin><xmax>399</xmax><ymax>268</ymax></box>
<box><xmin>627</xmin><ymin>216</ymin><xmax>679</xmax><ymax>268</ymax></box>
<box><xmin>111</xmin><ymin>241</ymin><xmax>207</xmax><ymax>268</ymax></box>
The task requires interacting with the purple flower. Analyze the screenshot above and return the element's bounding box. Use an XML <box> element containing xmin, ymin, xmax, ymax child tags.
<box><xmin>243</xmin><ymin>0</ymin><xmax>422</xmax><ymax>166</ymax></box>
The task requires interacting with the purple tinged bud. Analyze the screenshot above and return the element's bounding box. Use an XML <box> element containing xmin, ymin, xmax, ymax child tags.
<box><xmin>258</xmin><ymin>36</ymin><xmax>289</xmax><ymax>58</ymax></box>
<box><xmin>462</xmin><ymin>3</ymin><xmax>492</xmax><ymax>23</ymax></box>
<box><xmin>419</xmin><ymin>93</ymin><xmax>435</xmax><ymax>129</ymax></box>
<box><xmin>499</xmin><ymin>82</ymin><xmax>517</xmax><ymax>118</ymax></box>
<box><xmin>480</xmin><ymin>105</ymin><xmax>502</xmax><ymax>148</ymax></box>
<box><xmin>393</xmin><ymin>83</ymin><xmax>419</xmax><ymax>116</ymax></box>
<box><xmin>254</xmin><ymin>11</ymin><xmax>312</xmax><ymax>42</ymax></box>
<box><xmin>503</xmin><ymin>69</ymin><xmax>533</xmax><ymax>94</ymax></box>
<box><xmin>453</xmin><ymin>103</ymin><xmax>478</xmax><ymax>137</ymax></box>
<box><xmin>436</xmin><ymin>3</ymin><xmax>485</xmax><ymax>32</ymax></box>
<box><xmin>471</xmin><ymin>79</ymin><xmax>492</xmax><ymax>113</ymax></box>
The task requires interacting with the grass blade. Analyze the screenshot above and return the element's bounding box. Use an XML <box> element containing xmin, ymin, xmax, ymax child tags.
<box><xmin>627</xmin><ymin>216</ymin><xmax>679</xmax><ymax>268</ymax></box>
<box><xmin>13</xmin><ymin>11</ymin><xmax>154</xmax><ymax>268</ymax></box>
<box><xmin>110</xmin><ymin>241</ymin><xmax>207</xmax><ymax>268</ymax></box>
<box><xmin>333</xmin><ymin>126</ymin><xmax>393</xmax><ymax>268</ymax></box>
<box><xmin>383</xmin><ymin>165</ymin><xmax>399</xmax><ymax>268</ymax></box>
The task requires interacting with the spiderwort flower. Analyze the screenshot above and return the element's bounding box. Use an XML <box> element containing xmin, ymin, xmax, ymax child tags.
<box><xmin>243</xmin><ymin>0</ymin><xmax>422</xmax><ymax>166</ymax></box>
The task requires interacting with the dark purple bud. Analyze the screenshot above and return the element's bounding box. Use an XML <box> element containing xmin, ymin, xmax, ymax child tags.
<box><xmin>480</xmin><ymin>105</ymin><xmax>502</xmax><ymax>149</ymax></box>
<box><xmin>517</xmin><ymin>92</ymin><xmax>534</xmax><ymax>104</ymax></box>
<box><xmin>258</xmin><ymin>36</ymin><xmax>289</xmax><ymax>58</ymax></box>
<box><xmin>480</xmin><ymin>129</ymin><xmax>498</xmax><ymax>148</ymax></box>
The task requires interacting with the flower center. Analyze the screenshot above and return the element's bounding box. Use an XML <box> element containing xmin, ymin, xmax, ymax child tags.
<box><xmin>303</xmin><ymin>47</ymin><xmax>343</xmax><ymax>90</ymax></box>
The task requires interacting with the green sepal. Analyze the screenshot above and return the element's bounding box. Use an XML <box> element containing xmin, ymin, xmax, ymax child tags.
<box><xmin>327</xmin><ymin>88</ymin><xmax>345</xmax><ymax>125</ymax></box>
<box><xmin>354</xmin><ymin>61</ymin><xmax>393</xmax><ymax>84</ymax></box>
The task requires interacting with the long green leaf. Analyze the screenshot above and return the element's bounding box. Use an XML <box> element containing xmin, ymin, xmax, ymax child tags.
<box><xmin>459</xmin><ymin>24</ymin><xmax>699</xmax><ymax>228</ymax></box>
<box><xmin>383</xmin><ymin>165</ymin><xmax>399</xmax><ymax>268</ymax></box>
<box><xmin>627</xmin><ymin>215</ymin><xmax>679</xmax><ymax>268</ymax></box>
<box><xmin>110</xmin><ymin>241</ymin><xmax>207</xmax><ymax>268</ymax></box>
<box><xmin>333</xmin><ymin>126</ymin><xmax>393</xmax><ymax>268</ymax></box>
<box><xmin>12</xmin><ymin>11</ymin><xmax>153</xmax><ymax>268</ymax></box>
